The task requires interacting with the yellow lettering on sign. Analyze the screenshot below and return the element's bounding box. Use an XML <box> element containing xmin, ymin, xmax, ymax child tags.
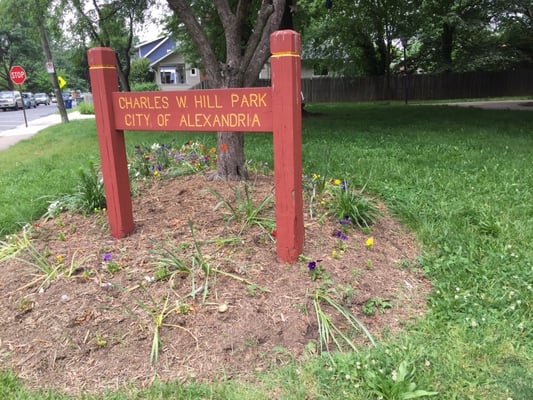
<box><xmin>157</xmin><ymin>114</ymin><xmax>170</xmax><ymax>127</ymax></box>
<box><xmin>118</xmin><ymin>95</ymin><xmax>169</xmax><ymax>110</ymax></box>
<box><xmin>230</xmin><ymin>92</ymin><xmax>267</xmax><ymax>108</ymax></box>
<box><xmin>193</xmin><ymin>94</ymin><xmax>222</xmax><ymax>109</ymax></box>
<box><xmin>124</xmin><ymin>113</ymin><xmax>151</xmax><ymax>127</ymax></box>
<box><xmin>178</xmin><ymin>113</ymin><xmax>262</xmax><ymax>129</ymax></box>
<box><xmin>175</xmin><ymin>95</ymin><xmax>187</xmax><ymax>108</ymax></box>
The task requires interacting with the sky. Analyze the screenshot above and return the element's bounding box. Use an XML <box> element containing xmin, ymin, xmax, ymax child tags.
<box><xmin>136</xmin><ymin>0</ymin><xmax>168</xmax><ymax>43</ymax></box>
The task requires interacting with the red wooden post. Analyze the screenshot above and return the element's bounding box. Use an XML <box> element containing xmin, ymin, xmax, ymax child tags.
<box><xmin>88</xmin><ymin>48</ymin><xmax>134</xmax><ymax>238</ymax></box>
<box><xmin>270</xmin><ymin>30</ymin><xmax>304</xmax><ymax>262</ymax></box>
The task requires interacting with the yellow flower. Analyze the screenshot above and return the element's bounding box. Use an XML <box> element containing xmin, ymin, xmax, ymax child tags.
<box><xmin>334</xmin><ymin>179</ymin><xmax>341</xmax><ymax>185</ymax></box>
<box><xmin>365</xmin><ymin>237</ymin><xmax>374</xmax><ymax>249</ymax></box>
<box><xmin>312</xmin><ymin>173</ymin><xmax>320</xmax><ymax>180</ymax></box>
<box><xmin>153</xmin><ymin>170</ymin><xmax>161</xmax><ymax>178</ymax></box>
<box><xmin>56</xmin><ymin>255</ymin><xmax>64</xmax><ymax>263</ymax></box>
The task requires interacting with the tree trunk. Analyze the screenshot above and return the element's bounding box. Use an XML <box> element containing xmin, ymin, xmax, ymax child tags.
<box><xmin>214</xmin><ymin>132</ymin><xmax>247</xmax><ymax>180</ymax></box>
<box><xmin>115</xmin><ymin>52</ymin><xmax>131</xmax><ymax>92</ymax></box>
<box><xmin>441</xmin><ymin>22</ymin><xmax>454</xmax><ymax>72</ymax></box>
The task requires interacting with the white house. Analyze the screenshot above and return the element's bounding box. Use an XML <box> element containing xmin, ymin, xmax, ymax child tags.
<box><xmin>136</xmin><ymin>35</ymin><xmax>326</xmax><ymax>90</ymax></box>
<box><xmin>135</xmin><ymin>36</ymin><xmax>202</xmax><ymax>90</ymax></box>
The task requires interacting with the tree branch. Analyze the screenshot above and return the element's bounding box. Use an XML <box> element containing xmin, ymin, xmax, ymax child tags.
<box><xmin>167</xmin><ymin>0</ymin><xmax>222</xmax><ymax>85</ymax></box>
<box><xmin>240</xmin><ymin>1</ymin><xmax>275</xmax><ymax>78</ymax></box>
<box><xmin>243</xmin><ymin>0</ymin><xmax>287</xmax><ymax>86</ymax></box>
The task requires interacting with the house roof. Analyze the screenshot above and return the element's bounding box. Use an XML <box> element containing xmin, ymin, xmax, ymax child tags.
<box><xmin>136</xmin><ymin>36</ymin><xmax>178</xmax><ymax>67</ymax></box>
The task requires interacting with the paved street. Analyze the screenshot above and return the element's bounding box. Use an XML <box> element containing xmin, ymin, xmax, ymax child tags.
<box><xmin>0</xmin><ymin>104</ymin><xmax>59</xmax><ymax>132</ymax></box>
<box><xmin>443</xmin><ymin>99</ymin><xmax>533</xmax><ymax>111</ymax></box>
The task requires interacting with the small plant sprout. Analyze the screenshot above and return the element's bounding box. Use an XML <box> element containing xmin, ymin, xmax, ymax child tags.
<box><xmin>362</xmin><ymin>298</ymin><xmax>394</xmax><ymax>316</ymax></box>
<box><xmin>122</xmin><ymin>286</ymin><xmax>177</xmax><ymax>366</ymax></box>
<box><xmin>95</xmin><ymin>332</ymin><xmax>108</xmax><ymax>347</ymax></box>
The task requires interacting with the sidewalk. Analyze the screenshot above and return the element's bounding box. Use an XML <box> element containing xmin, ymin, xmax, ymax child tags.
<box><xmin>0</xmin><ymin>112</ymin><xmax>95</xmax><ymax>151</ymax></box>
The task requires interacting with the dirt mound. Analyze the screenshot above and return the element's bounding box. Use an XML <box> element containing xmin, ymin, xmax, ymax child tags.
<box><xmin>0</xmin><ymin>174</ymin><xmax>430</xmax><ymax>395</ymax></box>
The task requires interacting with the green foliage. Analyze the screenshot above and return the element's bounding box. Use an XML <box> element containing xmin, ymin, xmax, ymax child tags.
<box><xmin>364</xmin><ymin>359</ymin><xmax>439</xmax><ymax>399</ymax></box>
<box><xmin>45</xmin><ymin>160</ymin><xmax>106</xmax><ymax>217</ymax></box>
<box><xmin>362</xmin><ymin>297</ymin><xmax>394</xmax><ymax>316</ymax></box>
<box><xmin>299</xmin><ymin>0</ymin><xmax>533</xmax><ymax>75</ymax></box>
<box><xmin>76</xmin><ymin>101</ymin><xmax>94</xmax><ymax>115</ymax></box>
<box><xmin>211</xmin><ymin>180</ymin><xmax>275</xmax><ymax>235</ymax></box>
<box><xmin>129</xmin><ymin>57</ymin><xmax>155</xmax><ymax>84</ymax></box>
<box><xmin>1</xmin><ymin>225</ymin><xmax>92</xmax><ymax>291</ymax></box>
<box><xmin>130</xmin><ymin>82</ymin><xmax>160</xmax><ymax>92</ymax></box>
<box><xmin>150</xmin><ymin>239</ymin><xmax>193</xmax><ymax>279</ymax></box>
<box><xmin>325</xmin><ymin>180</ymin><xmax>382</xmax><ymax>229</ymax></box>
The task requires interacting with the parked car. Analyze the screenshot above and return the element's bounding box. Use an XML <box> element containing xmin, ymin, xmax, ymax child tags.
<box><xmin>34</xmin><ymin>93</ymin><xmax>50</xmax><ymax>106</ymax></box>
<box><xmin>0</xmin><ymin>91</ymin><xmax>23</xmax><ymax>111</ymax></box>
<box><xmin>22</xmin><ymin>92</ymin><xmax>37</xmax><ymax>108</ymax></box>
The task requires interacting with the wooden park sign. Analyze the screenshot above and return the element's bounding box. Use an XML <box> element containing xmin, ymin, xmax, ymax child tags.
<box><xmin>88</xmin><ymin>30</ymin><xmax>303</xmax><ymax>263</ymax></box>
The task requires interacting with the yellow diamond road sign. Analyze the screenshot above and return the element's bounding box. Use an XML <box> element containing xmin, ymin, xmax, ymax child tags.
<box><xmin>58</xmin><ymin>76</ymin><xmax>66</xmax><ymax>88</ymax></box>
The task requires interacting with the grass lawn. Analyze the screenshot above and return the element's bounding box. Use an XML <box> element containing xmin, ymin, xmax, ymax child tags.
<box><xmin>0</xmin><ymin>102</ymin><xmax>532</xmax><ymax>399</ymax></box>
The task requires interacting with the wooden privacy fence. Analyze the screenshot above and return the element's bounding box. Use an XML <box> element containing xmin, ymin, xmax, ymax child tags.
<box><xmin>301</xmin><ymin>69</ymin><xmax>533</xmax><ymax>103</ymax></box>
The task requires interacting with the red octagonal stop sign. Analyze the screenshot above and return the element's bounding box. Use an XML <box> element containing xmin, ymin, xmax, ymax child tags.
<box><xmin>10</xmin><ymin>65</ymin><xmax>26</xmax><ymax>85</ymax></box>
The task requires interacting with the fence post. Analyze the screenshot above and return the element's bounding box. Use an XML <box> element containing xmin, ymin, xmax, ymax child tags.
<box><xmin>270</xmin><ymin>30</ymin><xmax>304</xmax><ymax>262</ymax></box>
<box><xmin>88</xmin><ymin>47</ymin><xmax>134</xmax><ymax>238</ymax></box>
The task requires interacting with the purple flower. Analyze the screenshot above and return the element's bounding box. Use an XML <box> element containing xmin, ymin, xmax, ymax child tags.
<box><xmin>307</xmin><ymin>259</ymin><xmax>322</xmax><ymax>270</ymax></box>
<box><xmin>341</xmin><ymin>180</ymin><xmax>348</xmax><ymax>191</ymax></box>
<box><xmin>103</xmin><ymin>253</ymin><xmax>112</xmax><ymax>262</ymax></box>
<box><xmin>335</xmin><ymin>230</ymin><xmax>347</xmax><ymax>240</ymax></box>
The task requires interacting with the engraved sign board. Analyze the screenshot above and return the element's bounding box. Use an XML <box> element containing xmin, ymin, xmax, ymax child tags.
<box><xmin>89</xmin><ymin>30</ymin><xmax>303</xmax><ymax>262</ymax></box>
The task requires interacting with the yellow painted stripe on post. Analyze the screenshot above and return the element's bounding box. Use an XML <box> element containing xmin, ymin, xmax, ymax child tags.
<box><xmin>89</xmin><ymin>64</ymin><xmax>116</xmax><ymax>70</ymax></box>
<box><xmin>271</xmin><ymin>51</ymin><xmax>300</xmax><ymax>58</ymax></box>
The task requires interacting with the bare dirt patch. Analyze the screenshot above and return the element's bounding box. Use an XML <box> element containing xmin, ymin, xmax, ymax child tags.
<box><xmin>0</xmin><ymin>173</ymin><xmax>431</xmax><ymax>395</ymax></box>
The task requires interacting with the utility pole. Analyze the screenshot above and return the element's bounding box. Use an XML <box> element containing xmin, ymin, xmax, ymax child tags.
<box><xmin>39</xmin><ymin>24</ymin><xmax>69</xmax><ymax>123</ymax></box>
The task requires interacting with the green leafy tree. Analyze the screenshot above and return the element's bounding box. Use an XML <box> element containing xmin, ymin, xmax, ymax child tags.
<box><xmin>298</xmin><ymin>0</ymin><xmax>421</xmax><ymax>78</ymax></box>
<box><xmin>66</xmin><ymin>0</ymin><xmax>155</xmax><ymax>92</ymax></box>
<box><xmin>0</xmin><ymin>1</ymin><xmax>42</xmax><ymax>91</ymax></box>
<box><xmin>414</xmin><ymin>0</ymin><xmax>533</xmax><ymax>72</ymax></box>
<box><xmin>0</xmin><ymin>0</ymin><xmax>70</xmax><ymax>121</ymax></box>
